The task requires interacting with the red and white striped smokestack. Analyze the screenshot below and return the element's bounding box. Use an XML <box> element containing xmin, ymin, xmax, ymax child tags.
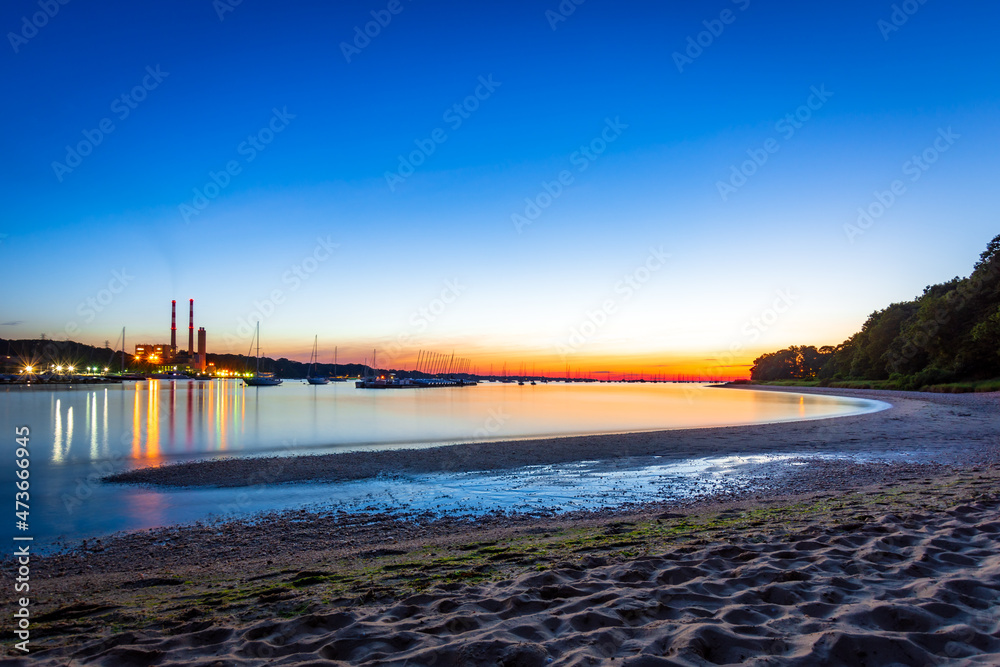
<box><xmin>171</xmin><ymin>300</ymin><xmax>177</xmax><ymax>354</ymax></box>
<box><xmin>188</xmin><ymin>299</ymin><xmax>194</xmax><ymax>355</ymax></box>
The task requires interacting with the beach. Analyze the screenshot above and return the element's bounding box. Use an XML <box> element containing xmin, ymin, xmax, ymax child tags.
<box><xmin>106</xmin><ymin>386</ymin><xmax>993</xmax><ymax>488</ymax></box>
<box><xmin>5</xmin><ymin>386</ymin><xmax>1000</xmax><ymax>665</ymax></box>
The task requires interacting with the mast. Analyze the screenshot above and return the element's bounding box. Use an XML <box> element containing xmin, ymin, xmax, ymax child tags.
<box><xmin>310</xmin><ymin>335</ymin><xmax>318</xmax><ymax>378</ymax></box>
<box><xmin>256</xmin><ymin>322</ymin><xmax>261</xmax><ymax>376</ymax></box>
<box><xmin>121</xmin><ymin>327</ymin><xmax>125</xmax><ymax>373</ymax></box>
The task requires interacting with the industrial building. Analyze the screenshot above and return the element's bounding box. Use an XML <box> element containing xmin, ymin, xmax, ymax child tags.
<box><xmin>134</xmin><ymin>299</ymin><xmax>209</xmax><ymax>372</ymax></box>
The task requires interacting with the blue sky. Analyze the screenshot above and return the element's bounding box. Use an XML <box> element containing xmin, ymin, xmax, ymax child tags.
<box><xmin>2</xmin><ymin>0</ymin><xmax>998</xmax><ymax>375</ymax></box>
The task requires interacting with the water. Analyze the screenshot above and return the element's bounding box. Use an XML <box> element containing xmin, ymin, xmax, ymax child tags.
<box><xmin>0</xmin><ymin>381</ymin><xmax>886</xmax><ymax>549</ymax></box>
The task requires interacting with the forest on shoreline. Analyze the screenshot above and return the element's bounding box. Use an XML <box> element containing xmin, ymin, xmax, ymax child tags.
<box><xmin>750</xmin><ymin>234</ymin><xmax>1000</xmax><ymax>391</ymax></box>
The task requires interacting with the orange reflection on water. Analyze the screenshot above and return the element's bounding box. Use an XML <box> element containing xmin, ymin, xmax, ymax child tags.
<box><xmin>146</xmin><ymin>380</ymin><xmax>160</xmax><ymax>463</ymax></box>
<box><xmin>129</xmin><ymin>381</ymin><xmax>163</xmax><ymax>463</ymax></box>
<box><xmin>131</xmin><ymin>384</ymin><xmax>142</xmax><ymax>460</ymax></box>
<box><xmin>217</xmin><ymin>380</ymin><xmax>227</xmax><ymax>451</ymax></box>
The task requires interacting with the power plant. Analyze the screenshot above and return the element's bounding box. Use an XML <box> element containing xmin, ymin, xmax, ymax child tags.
<box><xmin>134</xmin><ymin>299</ymin><xmax>210</xmax><ymax>372</ymax></box>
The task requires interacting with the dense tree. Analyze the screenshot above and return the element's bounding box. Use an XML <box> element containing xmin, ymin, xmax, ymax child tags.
<box><xmin>750</xmin><ymin>345</ymin><xmax>831</xmax><ymax>381</ymax></box>
<box><xmin>753</xmin><ymin>233</ymin><xmax>1000</xmax><ymax>386</ymax></box>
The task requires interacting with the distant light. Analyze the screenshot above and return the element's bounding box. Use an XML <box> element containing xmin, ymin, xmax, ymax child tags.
<box><xmin>68</xmin><ymin>365</ymin><xmax>75</xmax><ymax>372</ymax></box>
<box><xmin>24</xmin><ymin>366</ymin><xmax>33</xmax><ymax>373</ymax></box>
<box><xmin>55</xmin><ymin>365</ymin><xmax>62</xmax><ymax>371</ymax></box>
<box><xmin>103</xmin><ymin>367</ymin><xmax>109</xmax><ymax>372</ymax></box>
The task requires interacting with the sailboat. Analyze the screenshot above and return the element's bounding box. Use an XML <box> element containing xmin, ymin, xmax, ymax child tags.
<box><xmin>244</xmin><ymin>322</ymin><xmax>282</xmax><ymax>386</ymax></box>
<box><xmin>306</xmin><ymin>335</ymin><xmax>329</xmax><ymax>385</ymax></box>
<box><xmin>330</xmin><ymin>345</ymin><xmax>348</xmax><ymax>382</ymax></box>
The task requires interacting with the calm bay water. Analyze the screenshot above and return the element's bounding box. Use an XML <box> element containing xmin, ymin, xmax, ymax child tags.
<box><xmin>1</xmin><ymin>381</ymin><xmax>885</xmax><ymax>549</ymax></box>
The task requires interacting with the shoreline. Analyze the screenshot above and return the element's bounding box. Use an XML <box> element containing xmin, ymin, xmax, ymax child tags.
<box><xmin>107</xmin><ymin>386</ymin><xmax>995</xmax><ymax>489</ymax></box>
<box><xmin>7</xmin><ymin>386</ymin><xmax>1000</xmax><ymax>664</ymax></box>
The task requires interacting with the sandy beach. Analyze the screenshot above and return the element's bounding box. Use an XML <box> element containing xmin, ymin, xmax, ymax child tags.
<box><xmin>5</xmin><ymin>386</ymin><xmax>1000</xmax><ymax>665</ymax></box>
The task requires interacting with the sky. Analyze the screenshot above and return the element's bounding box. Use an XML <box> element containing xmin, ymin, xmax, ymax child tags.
<box><xmin>2</xmin><ymin>0</ymin><xmax>998</xmax><ymax>378</ymax></box>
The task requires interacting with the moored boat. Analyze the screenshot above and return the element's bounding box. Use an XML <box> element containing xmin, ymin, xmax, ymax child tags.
<box><xmin>306</xmin><ymin>335</ymin><xmax>329</xmax><ymax>385</ymax></box>
<box><xmin>244</xmin><ymin>323</ymin><xmax>283</xmax><ymax>387</ymax></box>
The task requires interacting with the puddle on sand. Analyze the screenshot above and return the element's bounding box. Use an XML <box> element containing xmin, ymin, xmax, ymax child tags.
<box><xmin>199</xmin><ymin>450</ymin><xmax>932</xmax><ymax>521</ymax></box>
<box><xmin>41</xmin><ymin>449</ymin><xmax>935</xmax><ymax>552</ymax></box>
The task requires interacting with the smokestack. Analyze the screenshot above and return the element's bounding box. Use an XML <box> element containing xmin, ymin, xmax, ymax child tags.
<box><xmin>197</xmin><ymin>327</ymin><xmax>207</xmax><ymax>371</ymax></box>
<box><xmin>170</xmin><ymin>300</ymin><xmax>176</xmax><ymax>354</ymax></box>
<box><xmin>188</xmin><ymin>299</ymin><xmax>194</xmax><ymax>355</ymax></box>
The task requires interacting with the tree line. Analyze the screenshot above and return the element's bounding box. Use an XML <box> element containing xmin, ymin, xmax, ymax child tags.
<box><xmin>750</xmin><ymin>234</ymin><xmax>1000</xmax><ymax>388</ymax></box>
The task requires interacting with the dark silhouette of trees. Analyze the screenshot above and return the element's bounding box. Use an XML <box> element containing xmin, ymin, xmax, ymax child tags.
<box><xmin>750</xmin><ymin>345</ymin><xmax>831</xmax><ymax>381</ymax></box>
<box><xmin>751</xmin><ymin>233</ymin><xmax>1000</xmax><ymax>386</ymax></box>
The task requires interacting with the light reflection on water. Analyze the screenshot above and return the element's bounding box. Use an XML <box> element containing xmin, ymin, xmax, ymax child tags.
<box><xmin>15</xmin><ymin>381</ymin><xmax>884</xmax><ymax>467</ymax></box>
<box><xmin>0</xmin><ymin>381</ymin><xmax>889</xmax><ymax>550</ymax></box>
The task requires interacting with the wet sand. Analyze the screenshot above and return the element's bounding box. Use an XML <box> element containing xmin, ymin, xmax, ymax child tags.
<box><xmin>5</xmin><ymin>387</ymin><xmax>1000</xmax><ymax>665</ymax></box>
